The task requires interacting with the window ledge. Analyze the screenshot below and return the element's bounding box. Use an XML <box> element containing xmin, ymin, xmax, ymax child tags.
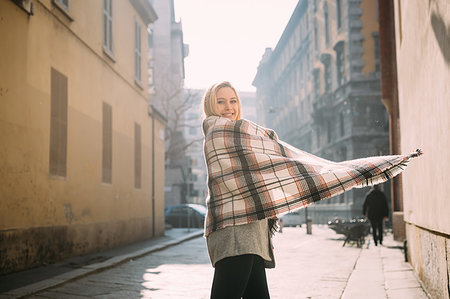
<box><xmin>134</xmin><ymin>79</ymin><xmax>144</xmax><ymax>90</ymax></box>
<box><xmin>52</xmin><ymin>0</ymin><xmax>74</xmax><ymax>22</ymax></box>
<box><xmin>48</xmin><ymin>174</ymin><xmax>68</xmax><ymax>181</ymax></box>
<box><xmin>102</xmin><ymin>47</ymin><xmax>116</xmax><ymax>63</ymax></box>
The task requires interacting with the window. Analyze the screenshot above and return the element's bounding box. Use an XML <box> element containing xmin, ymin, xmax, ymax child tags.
<box><xmin>324</xmin><ymin>3</ymin><xmax>330</xmax><ymax>46</ymax></box>
<box><xmin>337</xmin><ymin>0</ymin><xmax>342</xmax><ymax>30</ymax></box>
<box><xmin>148</xmin><ymin>62</ymin><xmax>154</xmax><ymax>89</ymax></box>
<box><xmin>336</xmin><ymin>49</ymin><xmax>344</xmax><ymax>85</ymax></box>
<box><xmin>103</xmin><ymin>0</ymin><xmax>113</xmax><ymax>55</ymax></box>
<box><xmin>148</xmin><ymin>29</ymin><xmax>154</xmax><ymax>49</ymax></box>
<box><xmin>339</xmin><ymin>146</ymin><xmax>347</xmax><ymax>162</ymax></box>
<box><xmin>316</xmin><ymin>126</ymin><xmax>321</xmax><ymax>148</ymax></box>
<box><xmin>313</xmin><ymin>68</ymin><xmax>321</xmax><ymax>98</ymax></box>
<box><xmin>49</xmin><ymin>68</ymin><xmax>68</xmax><ymax>177</ymax></box>
<box><xmin>314</xmin><ymin>19</ymin><xmax>319</xmax><ymax>55</ymax></box>
<box><xmin>324</xmin><ymin>61</ymin><xmax>331</xmax><ymax>93</ymax></box>
<box><xmin>306</xmin><ymin>52</ymin><xmax>310</xmax><ymax>72</ymax></box>
<box><xmin>376</xmin><ymin>0</ymin><xmax>379</xmax><ymax>21</ymax></box>
<box><xmin>148</xmin><ymin>30</ymin><xmax>154</xmax><ymax>90</ymax></box>
<box><xmin>340</xmin><ymin>111</ymin><xmax>345</xmax><ymax>136</ymax></box>
<box><xmin>134</xmin><ymin>19</ymin><xmax>142</xmax><ymax>84</ymax></box>
<box><xmin>298</xmin><ymin>60</ymin><xmax>303</xmax><ymax>84</ymax></box>
<box><xmin>334</xmin><ymin>41</ymin><xmax>345</xmax><ymax>86</ymax></box>
<box><xmin>191</xmin><ymin>158</ymin><xmax>197</xmax><ymax>166</ymax></box>
<box><xmin>327</xmin><ymin>121</ymin><xmax>332</xmax><ymax>143</ymax></box>
<box><xmin>102</xmin><ymin>103</ymin><xmax>112</xmax><ymax>183</ymax></box>
<box><xmin>56</xmin><ymin>0</ymin><xmax>69</xmax><ymax>11</ymax></box>
<box><xmin>298</xmin><ymin>101</ymin><xmax>303</xmax><ymax>121</ymax></box>
<box><xmin>305</xmin><ymin>11</ymin><xmax>309</xmax><ymax>31</ymax></box>
<box><xmin>373</xmin><ymin>33</ymin><xmax>380</xmax><ymax>72</ymax></box>
<box><xmin>134</xmin><ymin>123</ymin><xmax>141</xmax><ymax>189</ymax></box>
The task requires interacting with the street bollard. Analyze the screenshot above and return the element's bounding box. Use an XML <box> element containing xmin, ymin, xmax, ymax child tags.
<box><xmin>306</xmin><ymin>218</ymin><xmax>312</xmax><ymax>234</ymax></box>
<box><xmin>403</xmin><ymin>240</ymin><xmax>408</xmax><ymax>262</ymax></box>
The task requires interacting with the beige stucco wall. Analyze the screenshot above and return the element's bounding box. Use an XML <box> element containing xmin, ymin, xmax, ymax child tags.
<box><xmin>0</xmin><ymin>0</ymin><xmax>165</xmax><ymax>274</ymax></box>
<box><xmin>394</xmin><ymin>0</ymin><xmax>450</xmax><ymax>297</ymax></box>
<box><xmin>395</xmin><ymin>0</ymin><xmax>450</xmax><ymax>234</ymax></box>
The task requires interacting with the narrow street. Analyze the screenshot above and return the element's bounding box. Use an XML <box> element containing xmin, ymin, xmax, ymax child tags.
<box><xmin>27</xmin><ymin>230</ymin><xmax>213</xmax><ymax>299</ymax></box>
<box><xmin>24</xmin><ymin>226</ymin><xmax>427</xmax><ymax>299</ymax></box>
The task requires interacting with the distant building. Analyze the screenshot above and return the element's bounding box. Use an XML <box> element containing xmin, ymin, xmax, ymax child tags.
<box><xmin>148</xmin><ymin>0</ymin><xmax>189</xmax><ymax>208</ymax></box>
<box><xmin>0</xmin><ymin>0</ymin><xmax>164</xmax><ymax>275</ymax></box>
<box><xmin>180</xmin><ymin>89</ymin><xmax>207</xmax><ymax>205</ymax></box>
<box><xmin>239</xmin><ymin>91</ymin><xmax>257</xmax><ymax>123</ymax></box>
<box><xmin>379</xmin><ymin>0</ymin><xmax>450</xmax><ymax>297</ymax></box>
<box><xmin>253</xmin><ymin>0</ymin><xmax>390</xmax><ymax>223</ymax></box>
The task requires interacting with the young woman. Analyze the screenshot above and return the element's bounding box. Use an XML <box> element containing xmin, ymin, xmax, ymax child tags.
<box><xmin>202</xmin><ymin>81</ymin><xmax>422</xmax><ymax>299</ymax></box>
<box><xmin>203</xmin><ymin>81</ymin><xmax>273</xmax><ymax>299</ymax></box>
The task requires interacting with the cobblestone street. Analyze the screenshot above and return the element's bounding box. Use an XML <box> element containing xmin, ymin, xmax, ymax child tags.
<box><xmin>22</xmin><ymin>226</ymin><xmax>428</xmax><ymax>299</ymax></box>
<box><xmin>27</xmin><ymin>231</ymin><xmax>212</xmax><ymax>299</ymax></box>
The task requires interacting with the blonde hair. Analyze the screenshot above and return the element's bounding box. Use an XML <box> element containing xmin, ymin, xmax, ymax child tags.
<box><xmin>202</xmin><ymin>81</ymin><xmax>242</xmax><ymax>120</ymax></box>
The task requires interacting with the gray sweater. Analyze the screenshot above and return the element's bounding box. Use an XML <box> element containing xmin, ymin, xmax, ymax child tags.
<box><xmin>206</xmin><ymin>219</ymin><xmax>275</xmax><ymax>268</ymax></box>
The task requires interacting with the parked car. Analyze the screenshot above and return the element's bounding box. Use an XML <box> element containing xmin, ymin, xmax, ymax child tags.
<box><xmin>164</xmin><ymin>204</ymin><xmax>207</xmax><ymax>228</ymax></box>
<box><xmin>281</xmin><ymin>211</ymin><xmax>302</xmax><ymax>227</ymax></box>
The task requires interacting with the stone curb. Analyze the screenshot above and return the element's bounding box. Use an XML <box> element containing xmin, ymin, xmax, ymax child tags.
<box><xmin>2</xmin><ymin>230</ymin><xmax>204</xmax><ymax>298</ymax></box>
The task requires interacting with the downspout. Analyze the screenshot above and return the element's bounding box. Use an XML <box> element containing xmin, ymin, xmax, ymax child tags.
<box><xmin>378</xmin><ymin>0</ymin><xmax>404</xmax><ymax>240</ymax></box>
<box><xmin>152</xmin><ymin>109</ymin><xmax>156</xmax><ymax>237</ymax></box>
<box><xmin>149</xmin><ymin>105</ymin><xmax>167</xmax><ymax>237</ymax></box>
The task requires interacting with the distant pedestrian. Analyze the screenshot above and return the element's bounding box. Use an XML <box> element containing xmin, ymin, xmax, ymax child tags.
<box><xmin>201</xmin><ymin>81</ymin><xmax>422</xmax><ymax>299</ymax></box>
<box><xmin>363</xmin><ymin>185</ymin><xmax>389</xmax><ymax>246</ymax></box>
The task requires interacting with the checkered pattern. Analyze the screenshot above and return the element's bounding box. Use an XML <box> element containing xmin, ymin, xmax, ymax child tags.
<box><xmin>202</xmin><ymin>116</ymin><xmax>422</xmax><ymax>236</ymax></box>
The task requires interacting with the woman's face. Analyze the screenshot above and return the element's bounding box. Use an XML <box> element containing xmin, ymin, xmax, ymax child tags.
<box><xmin>215</xmin><ymin>87</ymin><xmax>239</xmax><ymax>121</ymax></box>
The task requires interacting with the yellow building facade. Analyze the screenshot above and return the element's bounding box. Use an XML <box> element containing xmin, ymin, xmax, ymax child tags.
<box><xmin>392</xmin><ymin>0</ymin><xmax>450</xmax><ymax>297</ymax></box>
<box><xmin>0</xmin><ymin>0</ymin><xmax>165</xmax><ymax>274</ymax></box>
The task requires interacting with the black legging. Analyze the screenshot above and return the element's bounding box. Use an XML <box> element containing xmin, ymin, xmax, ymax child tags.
<box><xmin>370</xmin><ymin>218</ymin><xmax>384</xmax><ymax>244</ymax></box>
<box><xmin>210</xmin><ymin>254</ymin><xmax>270</xmax><ymax>299</ymax></box>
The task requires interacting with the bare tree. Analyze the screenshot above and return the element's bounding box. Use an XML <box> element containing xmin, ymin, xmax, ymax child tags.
<box><xmin>166</xmin><ymin>90</ymin><xmax>203</xmax><ymax>164</ymax></box>
<box><xmin>152</xmin><ymin>73</ymin><xmax>203</xmax><ymax>164</ymax></box>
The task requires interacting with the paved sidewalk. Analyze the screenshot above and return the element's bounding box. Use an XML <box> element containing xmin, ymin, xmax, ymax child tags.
<box><xmin>0</xmin><ymin>226</ymin><xmax>430</xmax><ymax>298</ymax></box>
<box><xmin>268</xmin><ymin>226</ymin><xmax>430</xmax><ymax>299</ymax></box>
<box><xmin>340</xmin><ymin>231</ymin><xmax>429</xmax><ymax>299</ymax></box>
<box><xmin>0</xmin><ymin>228</ymin><xmax>203</xmax><ymax>298</ymax></box>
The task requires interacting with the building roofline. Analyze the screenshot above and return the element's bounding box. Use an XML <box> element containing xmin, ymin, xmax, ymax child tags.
<box><xmin>130</xmin><ymin>0</ymin><xmax>158</xmax><ymax>25</ymax></box>
<box><xmin>271</xmin><ymin>0</ymin><xmax>308</xmax><ymax>60</ymax></box>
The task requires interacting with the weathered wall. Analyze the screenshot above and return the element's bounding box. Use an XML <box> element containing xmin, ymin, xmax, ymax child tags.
<box><xmin>394</xmin><ymin>0</ymin><xmax>450</xmax><ymax>297</ymax></box>
<box><xmin>0</xmin><ymin>0</ymin><xmax>165</xmax><ymax>274</ymax></box>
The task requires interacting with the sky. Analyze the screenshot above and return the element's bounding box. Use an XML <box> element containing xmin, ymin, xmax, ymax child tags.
<box><xmin>173</xmin><ymin>0</ymin><xmax>299</xmax><ymax>92</ymax></box>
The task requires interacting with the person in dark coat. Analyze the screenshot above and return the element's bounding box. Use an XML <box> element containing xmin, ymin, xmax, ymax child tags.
<box><xmin>363</xmin><ymin>185</ymin><xmax>389</xmax><ymax>246</ymax></box>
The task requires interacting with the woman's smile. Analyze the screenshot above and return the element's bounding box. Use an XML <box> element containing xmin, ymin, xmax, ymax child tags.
<box><xmin>215</xmin><ymin>87</ymin><xmax>239</xmax><ymax>121</ymax></box>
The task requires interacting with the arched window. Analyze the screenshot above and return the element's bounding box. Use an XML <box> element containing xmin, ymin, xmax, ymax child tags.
<box><xmin>324</xmin><ymin>2</ymin><xmax>330</xmax><ymax>46</ymax></box>
<box><xmin>337</xmin><ymin>0</ymin><xmax>342</xmax><ymax>30</ymax></box>
<box><xmin>314</xmin><ymin>19</ymin><xmax>319</xmax><ymax>55</ymax></box>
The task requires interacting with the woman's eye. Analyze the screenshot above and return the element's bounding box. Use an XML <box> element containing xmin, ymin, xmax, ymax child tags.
<box><xmin>231</xmin><ymin>100</ymin><xmax>237</xmax><ymax>104</ymax></box>
<box><xmin>217</xmin><ymin>101</ymin><xmax>224</xmax><ymax>104</ymax></box>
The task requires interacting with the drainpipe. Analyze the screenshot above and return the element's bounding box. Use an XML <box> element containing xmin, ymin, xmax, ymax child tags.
<box><xmin>151</xmin><ymin>108</ymin><xmax>156</xmax><ymax>237</ymax></box>
<box><xmin>378</xmin><ymin>0</ymin><xmax>405</xmax><ymax>240</ymax></box>
<box><xmin>149</xmin><ymin>105</ymin><xmax>167</xmax><ymax>237</ymax></box>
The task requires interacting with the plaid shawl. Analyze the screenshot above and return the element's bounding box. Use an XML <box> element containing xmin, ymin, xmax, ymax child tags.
<box><xmin>202</xmin><ymin>116</ymin><xmax>422</xmax><ymax>237</ymax></box>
